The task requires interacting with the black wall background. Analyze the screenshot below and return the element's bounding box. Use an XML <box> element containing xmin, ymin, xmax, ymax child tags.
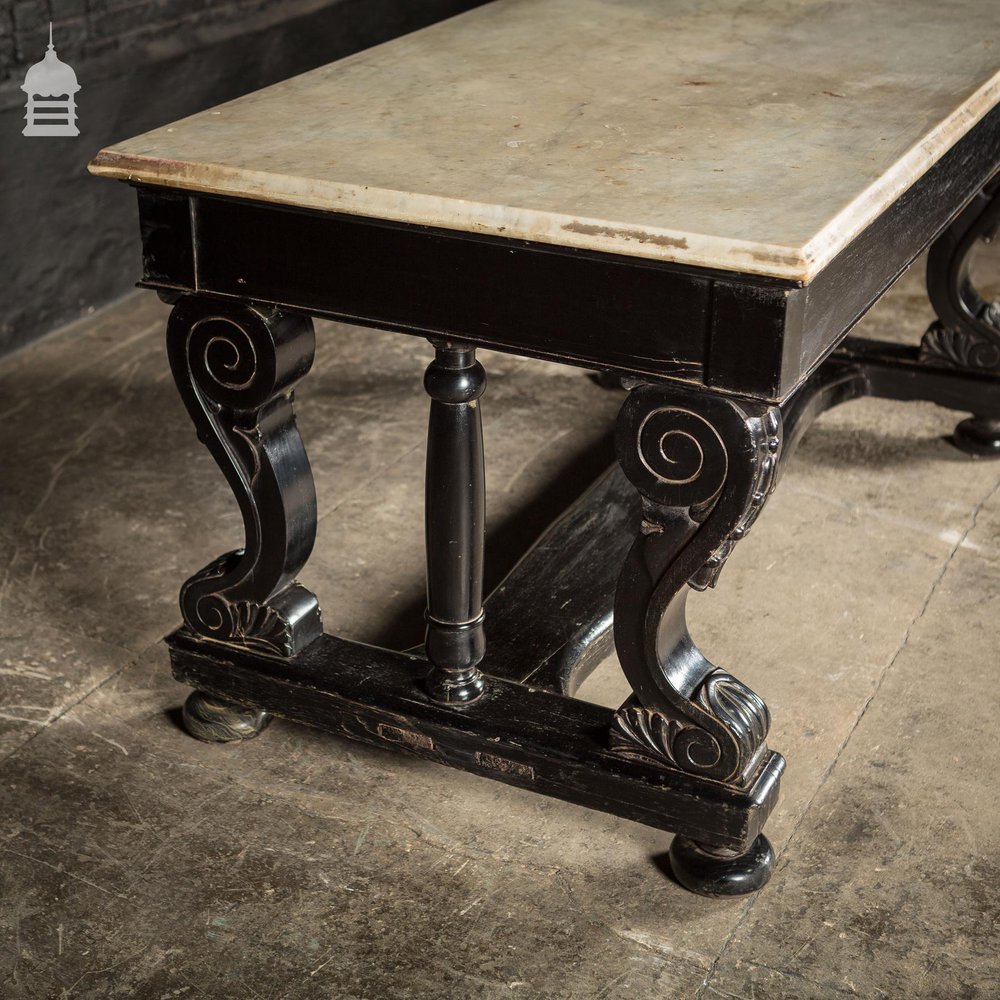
<box><xmin>0</xmin><ymin>0</ymin><xmax>487</xmax><ymax>356</ymax></box>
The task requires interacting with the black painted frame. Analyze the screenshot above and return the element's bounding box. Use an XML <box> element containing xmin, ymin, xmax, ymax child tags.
<box><xmin>134</xmin><ymin>101</ymin><xmax>1000</xmax><ymax>401</ymax></box>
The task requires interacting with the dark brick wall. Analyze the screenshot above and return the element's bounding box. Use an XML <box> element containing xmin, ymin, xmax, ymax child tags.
<box><xmin>0</xmin><ymin>5</ymin><xmax>15</xmax><ymax>80</ymax></box>
<box><xmin>4</xmin><ymin>0</ymin><xmax>354</xmax><ymax>83</ymax></box>
<box><xmin>0</xmin><ymin>0</ymin><xmax>488</xmax><ymax>355</ymax></box>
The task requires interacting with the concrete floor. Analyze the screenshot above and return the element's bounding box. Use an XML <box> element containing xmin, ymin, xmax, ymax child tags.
<box><xmin>0</xmin><ymin>247</ymin><xmax>998</xmax><ymax>1000</ymax></box>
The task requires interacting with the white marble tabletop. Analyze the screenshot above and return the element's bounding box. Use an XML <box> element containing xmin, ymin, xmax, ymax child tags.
<box><xmin>89</xmin><ymin>0</ymin><xmax>1000</xmax><ymax>281</ymax></box>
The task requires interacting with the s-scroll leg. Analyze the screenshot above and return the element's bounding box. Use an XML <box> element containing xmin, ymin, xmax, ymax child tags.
<box><xmin>166</xmin><ymin>295</ymin><xmax>323</xmax><ymax>660</ymax></box>
<box><xmin>919</xmin><ymin>173</ymin><xmax>1000</xmax><ymax>455</ymax></box>
<box><xmin>611</xmin><ymin>381</ymin><xmax>783</xmax><ymax>895</ymax></box>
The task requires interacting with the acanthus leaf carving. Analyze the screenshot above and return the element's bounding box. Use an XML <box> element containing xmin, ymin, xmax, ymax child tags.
<box><xmin>690</xmin><ymin>406</ymin><xmax>781</xmax><ymax>591</ymax></box>
<box><xmin>609</xmin><ymin>701</ymin><xmax>687</xmax><ymax>768</ymax></box>
<box><xmin>918</xmin><ymin>318</ymin><xmax>1000</xmax><ymax>372</ymax></box>
<box><xmin>610</xmin><ymin>671</ymin><xmax>770</xmax><ymax>780</ymax></box>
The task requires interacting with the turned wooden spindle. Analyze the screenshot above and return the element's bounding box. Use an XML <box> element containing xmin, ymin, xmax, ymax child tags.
<box><xmin>423</xmin><ymin>342</ymin><xmax>487</xmax><ymax>704</ymax></box>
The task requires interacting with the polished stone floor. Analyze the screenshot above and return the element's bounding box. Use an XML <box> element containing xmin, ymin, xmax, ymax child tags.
<box><xmin>0</xmin><ymin>248</ymin><xmax>998</xmax><ymax>999</ymax></box>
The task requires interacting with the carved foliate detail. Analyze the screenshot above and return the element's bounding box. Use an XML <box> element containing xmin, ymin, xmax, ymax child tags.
<box><xmin>167</xmin><ymin>297</ymin><xmax>322</xmax><ymax>657</ymax></box>
<box><xmin>691</xmin><ymin>407</ymin><xmax>781</xmax><ymax>590</ymax></box>
<box><xmin>610</xmin><ymin>701</ymin><xmax>687</xmax><ymax>767</ymax></box>
<box><xmin>697</xmin><ymin>671</ymin><xmax>770</xmax><ymax>757</ymax></box>
<box><xmin>181</xmin><ymin>550</ymin><xmax>316</xmax><ymax>655</ymax></box>
<box><xmin>920</xmin><ymin>176</ymin><xmax>1000</xmax><ymax>374</ymax></box>
<box><xmin>613</xmin><ymin>385</ymin><xmax>782</xmax><ymax>785</ymax></box>
<box><xmin>229</xmin><ymin>600</ymin><xmax>295</xmax><ymax>652</ymax></box>
<box><xmin>919</xmin><ymin>313</ymin><xmax>1000</xmax><ymax>372</ymax></box>
<box><xmin>610</xmin><ymin>671</ymin><xmax>770</xmax><ymax>775</ymax></box>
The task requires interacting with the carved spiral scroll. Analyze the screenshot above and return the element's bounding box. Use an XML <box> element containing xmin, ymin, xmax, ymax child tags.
<box><xmin>186</xmin><ymin>311</ymin><xmax>311</xmax><ymax>411</ymax></box>
<box><xmin>632</xmin><ymin>406</ymin><xmax>728</xmax><ymax>508</ymax></box>
<box><xmin>198</xmin><ymin>323</ymin><xmax>259</xmax><ymax>394</ymax></box>
<box><xmin>167</xmin><ymin>297</ymin><xmax>322</xmax><ymax>656</ymax></box>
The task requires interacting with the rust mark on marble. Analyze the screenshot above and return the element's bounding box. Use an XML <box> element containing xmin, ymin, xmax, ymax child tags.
<box><xmin>745</xmin><ymin>246</ymin><xmax>806</xmax><ymax>268</ymax></box>
<box><xmin>561</xmin><ymin>221</ymin><xmax>688</xmax><ymax>250</ymax></box>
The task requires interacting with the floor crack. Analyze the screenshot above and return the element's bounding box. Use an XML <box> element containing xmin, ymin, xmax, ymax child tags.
<box><xmin>696</xmin><ymin>471</ymin><xmax>1000</xmax><ymax>998</ymax></box>
<box><xmin>0</xmin><ymin>650</ymin><xmax>144</xmax><ymax>770</ymax></box>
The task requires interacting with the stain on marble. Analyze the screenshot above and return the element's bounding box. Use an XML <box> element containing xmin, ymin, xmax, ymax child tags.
<box><xmin>560</xmin><ymin>221</ymin><xmax>689</xmax><ymax>251</ymax></box>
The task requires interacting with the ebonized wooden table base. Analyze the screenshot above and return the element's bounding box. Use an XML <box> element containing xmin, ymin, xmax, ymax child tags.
<box><xmin>156</xmin><ymin>177</ymin><xmax>1000</xmax><ymax>898</ymax></box>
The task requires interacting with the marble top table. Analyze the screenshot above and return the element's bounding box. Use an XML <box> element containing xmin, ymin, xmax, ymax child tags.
<box><xmin>88</xmin><ymin>0</ymin><xmax>1000</xmax><ymax>898</ymax></box>
<box><xmin>90</xmin><ymin>0</ymin><xmax>1000</xmax><ymax>399</ymax></box>
<box><xmin>91</xmin><ymin>0</ymin><xmax>1000</xmax><ymax>280</ymax></box>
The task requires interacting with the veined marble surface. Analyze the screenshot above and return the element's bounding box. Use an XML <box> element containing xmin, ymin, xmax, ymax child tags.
<box><xmin>89</xmin><ymin>0</ymin><xmax>1000</xmax><ymax>280</ymax></box>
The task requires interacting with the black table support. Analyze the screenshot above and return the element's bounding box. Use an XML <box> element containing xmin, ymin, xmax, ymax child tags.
<box><xmin>920</xmin><ymin>172</ymin><xmax>1000</xmax><ymax>453</ymax></box>
<box><xmin>169</xmin><ymin>628</ymin><xmax>786</xmax><ymax>853</ymax></box>
<box><xmin>164</xmin><ymin>296</ymin><xmax>324</xmax><ymax>740</ymax></box>
<box><xmin>423</xmin><ymin>343</ymin><xmax>488</xmax><ymax>704</ymax></box>
<box><xmin>165</xmin><ymin>296</ymin><xmax>323</xmax><ymax>657</ymax></box>
<box><xmin>142</xmin><ymin>170</ymin><xmax>1000</xmax><ymax>898</ymax></box>
<box><xmin>166</xmin><ymin>329</ymin><xmax>1000</xmax><ymax>897</ymax></box>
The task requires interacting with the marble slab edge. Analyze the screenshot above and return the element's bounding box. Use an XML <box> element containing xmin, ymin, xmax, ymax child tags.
<box><xmin>88</xmin><ymin>69</ymin><xmax>1000</xmax><ymax>283</ymax></box>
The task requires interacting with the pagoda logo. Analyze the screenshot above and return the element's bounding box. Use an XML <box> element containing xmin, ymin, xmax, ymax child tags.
<box><xmin>21</xmin><ymin>24</ymin><xmax>80</xmax><ymax>137</ymax></box>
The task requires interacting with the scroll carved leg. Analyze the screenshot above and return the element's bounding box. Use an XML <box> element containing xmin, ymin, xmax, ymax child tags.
<box><xmin>423</xmin><ymin>342</ymin><xmax>487</xmax><ymax>704</ymax></box>
<box><xmin>611</xmin><ymin>382</ymin><xmax>782</xmax><ymax>894</ymax></box>
<box><xmin>919</xmin><ymin>174</ymin><xmax>1000</xmax><ymax>455</ymax></box>
<box><xmin>166</xmin><ymin>296</ymin><xmax>322</xmax><ymax>658</ymax></box>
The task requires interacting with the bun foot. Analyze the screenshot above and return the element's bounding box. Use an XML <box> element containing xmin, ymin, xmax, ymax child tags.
<box><xmin>952</xmin><ymin>417</ymin><xmax>1000</xmax><ymax>457</ymax></box>
<box><xmin>669</xmin><ymin>833</ymin><xmax>775</xmax><ymax>897</ymax></box>
<box><xmin>182</xmin><ymin>691</ymin><xmax>271</xmax><ymax>743</ymax></box>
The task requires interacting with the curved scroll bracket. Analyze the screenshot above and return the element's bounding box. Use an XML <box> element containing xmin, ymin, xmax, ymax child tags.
<box><xmin>920</xmin><ymin>173</ymin><xmax>1000</xmax><ymax>371</ymax></box>
<box><xmin>166</xmin><ymin>296</ymin><xmax>322</xmax><ymax>656</ymax></box>
<box><xmin>611</xmin><ymin>383</ymin><xmax>781</xmax><ymax>786</ymax></box>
